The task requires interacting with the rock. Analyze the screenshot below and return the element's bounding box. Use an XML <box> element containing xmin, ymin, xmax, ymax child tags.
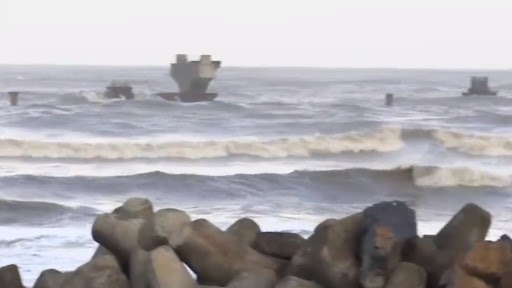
<box><xmin>499</xmin><ymin>234</ymin><xmax>512</xmax><ymax>242</ymax></box>
<box><xmin>498</xmin><ymin>234</ymin><xmax>512</xmax><ymax>252</ymax></box>
<box><xmin>61</xmin><ymin>255</ymin><xmax>129</xmax><ymax>288</ymax></box>
<box><xmin>90</xmin><ymin>245</ymin><xmax>113</xmax><ymax>260</ymax></box>
<box><xmin>501</xmin><ymin>268</ymin><xmax>512</xmax><ymax>288</ymax></box>
<box><xmin>146</xmin><ymin>246</ymin><xmax>196</xmax><ymax>288</ymax></box>
<box><xmin>313</xmin><ymin>218</ymin><xmax>337</xmax><ymax>233</ymax></box>
<box><xmin>403</xmin><ymin>236</ymin><xmax>452</xmax><ymax>288</ymax></box>
<box><xmin>226</xmin><ymin>269</ymin><xmax>277</xmax><ymax>288</ymax></box>
<box><xmin>226</xmin><ymin>218</ymin><xmax>260</xmax><ymax>247</ymax></box>
<box><xmin>129</xmin><ymin>249</ymin><xmax>150</xmax><ymax>288</ymax></box>
<box><xmin>33</xmin><ymin>269</ymin><xmax>72</xmax><ymax>288</ymax></box>
<box><xmin>462</xmin><ymin>241</ymin><xmax>512</xmax><ymax>280</ymax></box>
<box><xmin>176</xmin><ymin>219</ymin><xmax>284</xmax><ymax>286</ymax></box>
<box><xmin>275</xmin><ymin>276</ymin><xmax>323</xmax><ymax>288</ymax></box>
<box><xmin>253</xmin><ymin>232</ymin><xmax>305</xmax><ymax>260</ymax></box>
<box><xmin>113</xmin><ymin>197</ymin><xmax>154</xmax><ymax>220</ymax></box>
<box><xmin>91</xmin><ymin>213</ymin><xmax>145</xmax><ymax>265</ymax></box>
<box><xmin>434</xmin><ymin>203</ymin><xmax>491</xmax><ymax>253</ymax></box>
<box><xmin>422</xmin><ymin>234</ymin><xmax>436</xmax><ymax>240</ymax></box>
<box><xmin>139</xmin><ymin>208</ymin><xmax>191</xmax><ymax>250</ymax></box>
<box><xmin>0</xmin><ymin>264</ymin><xmax>24</xmax><ymax>288</ymax></box>
<box><xmin>288</xmin><ymin>213</ymin><xmax>363</xmax><ymax>288</ymax></box>
<box><xmin>447</xmin><ymin>265</ymin><xmax>491</xmax><ymax>288</ymax></box>
<box><xmin>360</xmin><ymin>201</ymin><xmax>417</xmax><ymax>288</ymax></box>
<box><xmin>384</xmin><ymin>262</ymin><xmax>427</xmax><ymax>288</ymax></box>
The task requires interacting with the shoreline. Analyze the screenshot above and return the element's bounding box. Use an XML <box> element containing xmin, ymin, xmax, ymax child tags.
<box><xmin>1</xmin><ymin>198</ymin><xmax>510</xmax><ymax>288</ymax></box>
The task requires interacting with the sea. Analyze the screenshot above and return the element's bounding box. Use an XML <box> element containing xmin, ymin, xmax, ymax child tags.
<box><xmin>0</xmin><ymin>65</ymin><xmax>512</xmax><ymax>285</ymax></box>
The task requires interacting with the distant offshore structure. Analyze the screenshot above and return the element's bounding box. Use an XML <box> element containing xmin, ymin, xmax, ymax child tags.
<box><xmin>385</xmin><ymin>93</ymin><xmax>394</xmax><ymax>106</ymax></box>
<box><xmin>156</xmin><ymin>54</ymin><xmax>222</xmax><ymax>102</ymax></box>
<box><xmin>462</xmin><ymin>76</ymin><xmax>498</xmax><ymax>96</ymax></box>
<box><xmin>7</xmin><ymin>91</ymin><xmax>19</xmax><ymax>106</ymax></box>
<box><xmin>103</xmin><ymin>80</ymin><xmax>135</xmax><ymax>100</ymax></box>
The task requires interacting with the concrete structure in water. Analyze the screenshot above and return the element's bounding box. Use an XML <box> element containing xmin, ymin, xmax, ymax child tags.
<box><xmin>462</xmin><ymin>76</ymin><xmax>498</xmax><ymax>96</ymax></box>
<box><xmin>7</xmin><ymin>91</ymin><xmax>19</xmax><ymax>106</ymax></box>
<box><xmin>156</xmin><ymin>54</ymin><xmax>221</xmax><ymax>102</ymax></box>
<box><xmin>103</xmin><ymin>81</ymin><xmax>135</xmax><ymax>100</ymax></box>
<box><xmin>385</xmin><ymin>93</ymin><xmax>394</xmax><ymax>106</ymax></box>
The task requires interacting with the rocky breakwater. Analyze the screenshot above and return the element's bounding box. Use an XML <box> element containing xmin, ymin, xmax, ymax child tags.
<box><xmin>1</xmin><ymin>198</ymin><xmax>511</xmax><ymax>288</ymax></box>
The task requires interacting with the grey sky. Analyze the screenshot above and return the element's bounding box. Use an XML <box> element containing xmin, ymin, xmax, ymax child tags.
<box><xmin>0</xmin><ymin>0</ymin><xmax>510</xmax><ymax>68</ymax></box>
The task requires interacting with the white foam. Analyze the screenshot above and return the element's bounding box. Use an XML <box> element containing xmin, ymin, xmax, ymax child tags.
<box><xmin>433</xmin><ymin>129</ymin><xmax>512</xmax><ymax>156</ymax></box>
<box><xmin>0</xmin><ymin>225</ymin><xmax>94</xmax><ymax>286</ymax></box>
<box><xmin>0</xmin><ymin>127</ymin><xmax>403</xmax><ymax>160</ymax></box>
<box><xmin>78</xmin><ymin>91</ymin><xmax>123</xmax><ymax>103</ymax></box>
<box><xmin>412</xmin><ymin>165</ymin><xmax>511</xmax><ymax>187</ymax></box>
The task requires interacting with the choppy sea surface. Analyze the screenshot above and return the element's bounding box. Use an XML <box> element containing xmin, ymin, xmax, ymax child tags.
<box><xmin>1</xmin><ymin>65</ymin><xmax>512</xmax><ymax>285</ymax></box>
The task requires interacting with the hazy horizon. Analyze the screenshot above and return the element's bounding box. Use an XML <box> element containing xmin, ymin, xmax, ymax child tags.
<box><xmin>1</xmin><ymin>0</ymin><xmax>511</xmax><ymax>69</ymax></box>
<box><xmin>1</xmin><ymin>63</ymin><xmax>512</xmax><ymax>72</ymax></box>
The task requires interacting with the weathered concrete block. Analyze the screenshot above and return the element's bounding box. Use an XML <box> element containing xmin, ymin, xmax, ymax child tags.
<box><xmin>462</xmin><ymin>241</ymin><xmax>512</xmax><ymax>280</ymax></box>
<box><xmin>447</xmin><ymin>265</ymin><xmax>491</xmax><ymax>288</ymax></box>
<box><xmin>92</xmin><ymin>213</ymin><xmax>145</xmax><ymax>265</ymax></box>
<box><xmin>96</xmin><ymin>198</ymin><xmax>157</xmax><ymax>265</ymax></box>
<box><xmin>225</xmin><ymin>269</ymin><xmax>277</xmax><ymax>288</ymax></box>
<box><xmin>360</xmin><ymin>201</ymin><xmax>417</xmax><ymax>288</ymax></box>
<box><xmin>226</xmin><ymin>218</ymin><xmax>260</xmax><ymax>247</ymax></box>
<box><xmin>113</xmin><ymin>197</ymin><xmax>154</xmax><ymax>221</ymax></box>
<box><xmin>288</xmin><ymin>213</ymin><xmax>363</xmax><ymax>288</ymax></box>
<box><xmin>499</xmin><ymin>234</ymin><xmax>512</xmax><ymax>242</ymax></box>
<box><xmin>33</xmin><ymin>269</ymin><xmax>72</xmax><ymax>288</ymax></box>
<box><xmin>129</xmin><ymin>249</ymin><xmax>150</xmax><ymax>288</ymax></box>
<box><xmin>176</xmin><ymin>219</ymin><xmax>283</xmax><ymax>286</ymax></box>
<box><xmin>253</xmin><ymin>232</ymin><xmax>305</xmax><ymax>260</ymax></box>
<box><xmin>147</xmin><ymin>246</ymin><xmax>196</xmax><ymax>288</ymax></box>
<box><xmin>90</xmin><ymin>245</ymin><xmax>113</xmax><ymax>260</ymax></box>
<box><xmin>0</xmin><ymin>264</ymin><xmax>24</xmax><ymax>288</ymax></box>
<box><xmin>275</xmin><ymin>276</ymin><xmax>323</xmax><ymax>288</ymax></box>
<box><xmin>61</xmin><ymin>255</ymin><xmax>129</xmax><ymax>288</ymax></box>
<box><xmin>434</xmin><ymin>203</ymin><xmax>491</xmax><ymax>252</ymax></box>
<box><xmin>384</xmin><ymin>262</ymin><xmax>426</xmax><ymax>288</ymax></box>
<box><xmin>498</xmin><ymin>234</ymin><xmax>512</xmax><ymax>252</ymax></box>
<box><xmin>500</xmin><ymin>268</ymin><xmax>512</xmax><ymax>288</ymax></box>
<box><xmin>139</xmin><ymin>208</ymin><xmax>191</xmax><ymax>250</ymax></box>
<box><xmin>403</xmin><ymin>236</ymin><xmax>452</xmax><ymax>288</ymax></box>
<box><xmin>313</xmin><ymin>218</ymin><xmax>337</xmax><ymax>233</ymax></box>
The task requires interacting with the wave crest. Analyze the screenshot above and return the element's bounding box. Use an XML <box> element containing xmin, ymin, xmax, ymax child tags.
<box><xmin>3</xmin><ymin>164</ymin><xmax>507</xmax><ymax>190</ymax></box>
<box><xmin>433</xmin><ymin>130</ymin><xmax>512</xmax><ymax>156</ymax></box>
<box><xmin>411</xmin><ymin>166</ymin><xmax>510</xmax><ymax>187</ymax></box>
<box><xmin>0</xmin><ymin>127</ymin><xmax>402</xmax><ymax>160</ymax></box>
<box><xmin>0</xmin><ymin>199</ymin><xmax>97</xmax><ymax>225</ymax></box>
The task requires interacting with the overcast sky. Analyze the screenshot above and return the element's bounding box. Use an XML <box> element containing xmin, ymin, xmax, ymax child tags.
<box><xmin>0</xmin><ymin>0</ymin><xmax>511</xmax><ymax>68</ymax></box>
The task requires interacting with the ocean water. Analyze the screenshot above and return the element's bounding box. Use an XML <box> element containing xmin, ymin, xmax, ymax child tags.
<box><xmin>1</xmin><ymin>65</ymin><xmax>512</xmax><ymax>285</ymax></box>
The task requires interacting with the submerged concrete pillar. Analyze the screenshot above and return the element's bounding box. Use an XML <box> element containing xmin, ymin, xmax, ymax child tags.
<box><xmin>385</xmin><ymin>93</ymin><xmax>394</xmax><ymax>106</ymax></box>
<box><xmin>462</xmin><ymin>76</ymin><xmax>498</xmax><ymax>96</ymax></box>
<box><xmin>103</xmin><ymin>81</ymin><xmax>135</xmax><ymax>100</ymax></box>
<box><xmin>8</xmin><ymin>91</ymin><xmax>19</xmax><ymax>106</ymax></box>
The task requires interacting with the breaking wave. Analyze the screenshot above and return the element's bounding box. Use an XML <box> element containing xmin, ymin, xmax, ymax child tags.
<box><xmin>0</xmin><ymin>199</ymin><xmax>97</xmax><ymax>225</ymax></box>
<box><xmin>0</xmin><ymin>166</ymin><xmax>508</xmax><ymax>226</ymax></box>
<box><xmin>1</xmin><ymin>165</ymin><xmax>509</xmax><ymax>199</ymax></box>
<box><xmin>433</xmin><ymin>129</ymin><xmax>512</xmax><ymax>156</ymax></box>
<box><xmin>0</xmin><ymin>127</ymin><xmax>402</xmax><ymax>159</ymax></box>
<box><xmin>294</xmin><ymin>165</ymin><xmax>511</xmax><ymax>188</ymax></box>
<box><xmin>410</xmin><ymin>166</ymin><xmax>511</xmax><ymax>187</ymax></box>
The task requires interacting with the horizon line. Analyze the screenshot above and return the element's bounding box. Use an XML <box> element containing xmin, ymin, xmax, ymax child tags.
<box><xmin>0</xmin><ymin>62</ymin><xmax>511</xmax><ymax>72</ymax></box>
